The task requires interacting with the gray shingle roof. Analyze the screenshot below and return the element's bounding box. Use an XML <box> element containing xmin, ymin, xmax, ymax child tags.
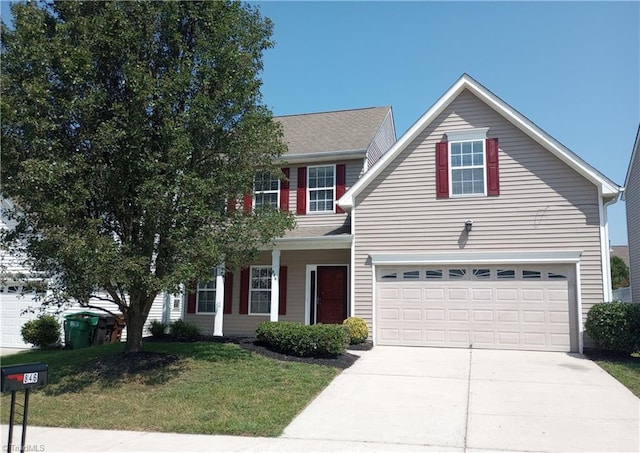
<box><xmin>275</xmin><ymin>107</ymin><xmax>391</xmax><ymax>155</ymax></box>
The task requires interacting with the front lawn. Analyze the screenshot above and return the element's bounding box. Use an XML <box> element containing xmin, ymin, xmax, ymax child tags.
<box><xmin>588</xmin><ymin>352</ymin><xmax>640</xmax><ymax>398</ymax></box>
<box><xmin>0</xmin><ymin>341</ymin><xmax>339</xmax><ymax>436</ymax></box>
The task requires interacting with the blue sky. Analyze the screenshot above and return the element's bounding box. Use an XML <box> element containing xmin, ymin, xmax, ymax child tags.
<box><xmin>252</xmin><ymin>0</ymin><xmax>639</xmax><ymax>245</ymax></box>
<box><xmin>2</xmin><ymin>1</ymin><xmax>638</xmax><ymax>245</ymax></box>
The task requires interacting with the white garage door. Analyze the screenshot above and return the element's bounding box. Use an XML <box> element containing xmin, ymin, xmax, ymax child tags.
<box><xmin>376</xmin><ymin>265</ymin><xmax>576</xmax><ymax>352</ymax></box>
<box><xmin>1</xmin><ymin>286</ymin><xmax>40</xmax><ymax>348</ymax></box>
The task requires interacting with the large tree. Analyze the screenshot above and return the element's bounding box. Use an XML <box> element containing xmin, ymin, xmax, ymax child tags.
<box><xmin>1</xmin><ymin>0</ymin><xmax>293</xmax><ymax>353</ymax></box>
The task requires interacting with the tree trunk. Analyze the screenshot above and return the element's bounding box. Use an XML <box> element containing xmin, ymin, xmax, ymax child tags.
<box><xmin>124</xmin><ymin>293</ymin><xmax>156</xmax><ymax>354</ymax></box>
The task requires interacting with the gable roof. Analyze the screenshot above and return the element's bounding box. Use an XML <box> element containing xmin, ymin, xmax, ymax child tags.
<box><xmin>623</xmin><ymin>124</ymin><xmax>640</xmax><ymax>200</ymax></box>
<box><xmin>339</xmin><ymin>74</ymin><xmax>620</xmax><ymax>209</ymax></box>
<box><xmin>275</xmin><ymin>107</ymin><xmax>392</xmax><ymax>160</ymax></box>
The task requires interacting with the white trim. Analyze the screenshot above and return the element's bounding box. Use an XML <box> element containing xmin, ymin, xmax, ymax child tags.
<box><xmin>350</xmin><ymin>209</ymin><xmax>356</xmax><ymax>319</ymax></box>
<box><xmin>446</xmin><ymin>127</ymin><xmax>489</xmax><ymax>142</ymax></box>
<box><xmin>448</xmin><ymin>139</ymin><xmax>487</xmax><ymax>197</ymax></box>
<box><xmin>338</xmin><ymin>74</ymin><xmax>620</xmax><ymax>211</ymax></box>
<box><xmin>307</xmin><ymin>164</ymin><xmax>336</xmax><ymax>214</ymax></box>
<box><xmin>576</xmin><ymin>261</ymin><xmax>584</xmax><ymax>354</ymax></box>
<box><xmin>371</xmin><ymin>262</ymin><xmax>377</xmax><ymax>345</ymax></box>
<box><xmin>369</xmin><ymin>250</ymin><xmax>583</xmax><ymax>266</ymax></box>
<box><xmin>598</xmin><ymin>190</ymin><xmax>611</xmax><ymax>301</ymax></box>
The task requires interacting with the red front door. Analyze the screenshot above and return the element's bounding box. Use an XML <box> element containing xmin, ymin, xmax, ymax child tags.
<box><xmin>316</xmin><ymin>266</ymin><xmax>347</xmax><ymax>324</ymax></box>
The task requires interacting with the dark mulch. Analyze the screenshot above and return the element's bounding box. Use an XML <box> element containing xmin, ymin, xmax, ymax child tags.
<box><xmin>79</xmin><ymin>351</ymin><xmax>181</xmax><ymax>379</ymax></box>
<box><xmin>584</xmin><ymin>349</ymin><xmax>640</xmax><ymax>363</ymax></box>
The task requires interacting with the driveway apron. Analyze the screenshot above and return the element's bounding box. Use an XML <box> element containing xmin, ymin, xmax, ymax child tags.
<box><xmin>282</xmin><ymin>346</ymin><xmax>640</xmax><ymax>452</ymax></box>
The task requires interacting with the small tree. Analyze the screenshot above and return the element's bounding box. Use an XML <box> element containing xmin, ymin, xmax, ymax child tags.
<box><xmin>1</xmin><ymin>1</ymin><xmax>294</xmax><ymax>353</ymax></box>
<box><xmin>611</xmin><ymin>256</ymin><xmax>629</xmax><ymax>289</ymax></box>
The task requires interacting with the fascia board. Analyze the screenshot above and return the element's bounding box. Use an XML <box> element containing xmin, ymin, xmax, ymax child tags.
<box><xmin>370</xmin><ymin>250</ymin><xmax>583</xmax><ymax>266</ymax></box>
<box><xmin>279</xmin><ymin>149</ymin><xmax>367</xmax><ymax>165</ymax></box>
<box><xmin>623</xmin><ymin>125</ymin><xmax>640</xmax><ymax>196</ymax></box>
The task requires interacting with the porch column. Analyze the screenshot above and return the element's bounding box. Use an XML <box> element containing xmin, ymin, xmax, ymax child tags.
<box><xmin>213</xmin><ymin>266</ymin><xmax>225</xmax><ymax>336</ymax></box>
<box><xmin>270</xmin><ymin>249</ymin><xmax>280</xmax><ymax>322</ymax></box>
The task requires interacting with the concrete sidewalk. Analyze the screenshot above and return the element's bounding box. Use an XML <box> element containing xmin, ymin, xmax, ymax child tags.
<box><xmin>2</xmin><ymin>347</ymin><xmax>639</xmax><ymax>452</ymax></box>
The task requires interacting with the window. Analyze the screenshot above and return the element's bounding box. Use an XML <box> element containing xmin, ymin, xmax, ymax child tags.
<box><xmin>450</xmin><ymin>140</ymin><xmax>485</xmax><ymax>196</ymax></box>
<box><xmin>497</xmin><ymin>269</ymin><xmax>516</xmax><ymax>279</ymax></box>
<box><xmin>449</xmin><ymin>269</ymin><xmax>467</xmax><ymax>279</ymax></box>
<box><xmin>402</xmin><ymin>270</ymin><xmax>420</xmax><ymax>279</ymax></box>
<box><xmin>308</xmin><ymin>165</ymin><xmax>335</xmax><ymax>213</ymax></box>
<box><xmin>381</xmin><ymin>271</ymin><xmax>398</xmax><ymax>280</ymax></box>
<box><xmin>197</xmin><ymin>272</ymin><xmax>217</xmax><ymax>314</ymax></box>
<box><xmin>548</xmin><ymin>272</ymin><xmax>567</xmax><ymax>280</ymax></box>
<box><xmin>523</xmin><ymin>270</ymin><xmax>542</xmax><ymax>279</ymax></box>
<box><xmin>254</xmin><ymin>172</ymin><xmax>280</xmax><ymax>209</ymax></box>
<box><xmin>250</xmin><ymin>266</ymin><xmax>272</xmax><ymax>315</ymax></box>
<box><xmin>426</xmin><ymin>270</ymin><xmax>443</xmax><ymax>279</ymax></box>
<box><xmin>172</xmin><ymin>294</ymin><xmax>181</xmax><ymax>310</ymax></box>
<box><xmin>473</xmin><ymin>268</ymin><xmax>491</xmax><ymax>279</ymax></box>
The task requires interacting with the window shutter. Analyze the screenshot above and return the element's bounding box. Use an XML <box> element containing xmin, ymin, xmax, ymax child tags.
<box><xmin>335</xmin><ymin>164</ymin><xmax>346</xmax><ymax>214</ymax></box>
<box><xmin>436</xmin><ymin>142</ymin><xmax>449</xmax><ymax>198</ymax></box>
<box><xmin>223</xmin><ymin>271</ymin><xmax>233</xmax><ymax>315</ymax></box>
<box><xmin>226</xmin><ymin>197</ymin><xmax>237</xmax><ymax>213</ymax></box>
<box><xmin>186</xmin><ymin>280</ymin><xmax>197</xmax><ymax>314</ymax></box>
<box><xmin>280</xmin><ymin>168</ymin><xmax>290</xmax><ymax>212</ymax></box>
<box><xmin>278</xmin><ymin>266</ymin><xmax>287</xmax><ymax>316</ymax></box>
<box><xmin>296</xmin><ymin>167</ymin><xmax>307</xmax><ymax>214</ymax></box>
<box><xmin>243</xmin><ymin>193</ymin><xmax>252</xmax><ymax>213</ymax></box>
<box><xmin>486</xmin><ymin>138</ymin><xmax>500</xmax><ymax>196</ymax></box>
<box><xmin>239</xmin><ymin>268</ymin><xmax>249</xmax><ymax>315</ymax></box>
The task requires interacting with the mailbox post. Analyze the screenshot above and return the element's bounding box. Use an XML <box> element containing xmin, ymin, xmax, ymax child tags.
<box><xmin>1</xmin><ymin>362</ymin><xmax>48</xmax><ymax>453</ymax></box>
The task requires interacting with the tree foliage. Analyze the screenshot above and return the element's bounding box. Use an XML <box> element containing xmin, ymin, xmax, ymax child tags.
<box><xmin>1</xmin><ymin>0</ymin><xmax>293</xmax><ymax>352</ymax></box>
<box><xmin>611</xmin><ymin>255</ymin><xmax>629</xmax><ymax>289</ymax></box>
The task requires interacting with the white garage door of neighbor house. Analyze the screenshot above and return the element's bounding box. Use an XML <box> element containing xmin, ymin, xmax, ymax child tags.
<box><xmin>376</xmin><ymin>265</ymin><xmax>576</xmax><ymax>352</ymax></box>
<box><xmin>1</xmin><ymin>286</ymin><xmax>40</xmax><ymax>348</ymax></box>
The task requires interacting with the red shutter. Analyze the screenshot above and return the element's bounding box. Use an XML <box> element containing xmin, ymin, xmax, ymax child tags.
<box><xmin>278</xmin><ymin>266</ymin><xmax>287</xmax><ymax>316</ymax></box>
<box><xmin>226</xmin><ymin>197</ymin><xmax>237</xmax><ymax>213</ymax></box>
<box><xmin>187</xmin><ymin>280</ymin><xmax>196</xmax><ymax>314</ymax></box>
<box><xmin>296</xmin><ymin>167</ymin><xmax>307</xmax><ymax>214</ymax></box>
<box><xmin>243</xmin><ymin>193</ymin><xmax>252</xmax><ymax>213</ymax></box>
<box><xmin>436</xmin><ymin>142</ymin><xmax>449</xmax><ymax>198</ymax></box>
<box><xmin>280</xmin><ymin>168</ymin><xmax>290</xmax><ymax>212</ymax></box>
<box><xmin>239</xmin><ymin>268</ymin><xmax>249</xmax><ymax>314</ymax></box>
<box><xmin>223</xmin><ymin>271</ymin><xmax>233</xmax><ymax>314</ymax></box>
<box><xmin>486</xmin><ymin>138</ymin><xmax>500</xmax><ymax>196</ymax></box>
<box><xmin>335</xmin><ymin>164</ymin><xmax>346</xmax><ymax>214</ymax></box>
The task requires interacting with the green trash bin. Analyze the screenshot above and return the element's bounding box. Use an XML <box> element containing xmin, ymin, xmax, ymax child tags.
<box><xmin>64</xmin><ymin>312</ymin><xmax>100</xmax><ymax>349</ymax></box>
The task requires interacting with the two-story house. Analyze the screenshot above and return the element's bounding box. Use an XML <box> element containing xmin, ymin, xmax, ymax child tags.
<box><xmin>181</xmin><ymin>106</ymin><xmax>397</xmax><ymax>336</ymax></box>
<box><xmin>624</xmin><ymin>126</ymin><xmax>640</xmax><ymax>301</ymax></box>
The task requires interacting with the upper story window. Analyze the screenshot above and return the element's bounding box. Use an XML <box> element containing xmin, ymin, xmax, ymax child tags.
<box><xmin>308</xmin><ymin>165</ymin><xmax>335</xmax><ymax>213</ymax></box>
<box><xmin>450</xmin><ymin>140</ymin><xmax>485</xmax><ymax>196</ymax></box>
<box><xmin>254</xmin><ymin>172</ymin><xmax>280</xmax><ymax>209</ymax></box>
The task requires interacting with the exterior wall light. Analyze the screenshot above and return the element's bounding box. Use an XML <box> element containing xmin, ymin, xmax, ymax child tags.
<box><xmin>465</xmin><ymin>220</ymin><xmax>473</xmax><ymax>232</ymax></box>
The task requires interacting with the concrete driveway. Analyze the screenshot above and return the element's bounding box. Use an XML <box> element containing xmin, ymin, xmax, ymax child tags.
<box><xmin>283</xmin><ymin>347</ymin><xmax>640</xmax><ymax>452</ymax></box>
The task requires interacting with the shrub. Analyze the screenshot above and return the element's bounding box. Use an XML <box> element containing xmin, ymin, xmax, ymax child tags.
<box><xmin>147</xmin><ymin>320</ymin><xmax>168</xmax><ymax>337</ymax></box>
<box><xmin>256</xmin><ymin>322</ymin><xmax>348</xmax><ymax>357</ymax></box>
<box><xmin>169</xmin><ymin>320</ymin><xmax>201</xmax><ymax>341</ymax></box>
<box><xmin>343</xmin><ymin>317</ymin><xmax>369</xmax><ymax>344</ymax></box>
<box><xmin>21</xmin><ymin>315</ymin><xmax>61</xmax><ymax>348</ymax></box>
<box><xmin>585</xmin><ymin>302</ymin><xmax>640</xmax><ymax>353</ymax></box>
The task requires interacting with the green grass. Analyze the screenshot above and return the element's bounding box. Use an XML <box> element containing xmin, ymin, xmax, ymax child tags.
<box><xmin>0</xmin><ymin>342</ymin><xmax>339</xmax><ymax>436</ymax></box>
<box><xmin>592</xmin><ymin>353</ymin><xmax>640</xmax><ymax>398</ymax></box>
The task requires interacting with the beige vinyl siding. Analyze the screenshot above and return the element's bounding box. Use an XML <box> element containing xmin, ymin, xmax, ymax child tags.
<box><xmin>353</xmin><ymin>89</ymin><xmax>604</xmax><ymax>339</ymax></box>
<box><xmin>626</xmin><ymin>137</ymin><xmax>640</xmax><ymax>301</ymax></box>
<box><xmin>366</xmin><ymin>110</ymin><xmax>397</xmax><ymax>170</ymax></box>
<box><xmin>184</xmin><ymin>249</ymin><xmax>350</xmax><ymax>335</ymax></box>
<box><xmin>288</xmin><ymin>159</ymin><xmax>362</xmax><ymax>229</ymax></box>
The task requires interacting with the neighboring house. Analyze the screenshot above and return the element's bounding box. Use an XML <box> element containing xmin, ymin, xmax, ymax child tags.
<box><xmin>624</xmin><ymin>125</ymin><xmax>640</xmax><ymax>301</ymax></box>
<box><xmin>182</xmin><ymin>106</ymin><xmax>397</xmax><ymax>336</ymax></box>
<box><xmin>0</xmin><ymin>196</ymin><xmax>179</xmax><ymax>348</ymax></box>
<box><xmin>611</xmin><ymin>245</ymin><xmax>629</xmax><ymax>268</ymax></box>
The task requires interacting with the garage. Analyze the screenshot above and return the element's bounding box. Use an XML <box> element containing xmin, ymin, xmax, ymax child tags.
<box><xmin>375</xmin><ymin>264</ymin><xmax>577</xmax><ymax>352</ymax></box>
<box><xmin>1</xmin><ymin>285</ymin><xmax>40</xmax><ymax>348</ymax></box>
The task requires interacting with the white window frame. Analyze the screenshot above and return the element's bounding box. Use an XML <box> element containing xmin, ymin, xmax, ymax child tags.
<box><xmin>196</xmin><ymin>270</ymin><xmax>218</xmax><ymax>315</ymax></box>
<box><xmin>249</xmin><ymin>265</ymin><xmax>272</xmax><ymax>316</ymax></box>
<box><xmin>307</xmin><ymin>164</ymin><xmax>336</xmax><ymax>214</ymax></box>
<box><xmin>446</xmin><ymin>128</ymin><xmax>489</xmax><ymax>198</ymax></box>
<box><xmin>449</xmin><ymin>139</ymin><xmax>486</xmax><ymax>197</ymax></box>
<box><xmin>253</xmin><ymin>171</ymin><xmax>280</xmax><ymax>210</ymax></box>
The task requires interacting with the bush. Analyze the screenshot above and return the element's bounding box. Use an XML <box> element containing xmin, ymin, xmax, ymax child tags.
<box><xmin>169</xmin><ymin>320</ymin><xmax>201</xmax><ymax>341</ymax></box>
<box><xmin>21</xmin><ymin>315</ymin><xmax>61</xmax><ymax>348</ymax></box>
<box><xmin>343</xmin><ymin>317</ymin><xmax>369</xmax><ymax>344</ymax></box>
<box><xmin>585</xmin><ymin>302</ymin><xmax>640</xmax><ymax>353</ymax></box>
<box><xmin>147</xmin><ymin>320</ymin><xmax>168</xmax><ymax>337</ymax></box>
<box><xmin>256</xmin><ymin>322</ymin><xmax>348</xmax><ymax>357</ymax></box>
